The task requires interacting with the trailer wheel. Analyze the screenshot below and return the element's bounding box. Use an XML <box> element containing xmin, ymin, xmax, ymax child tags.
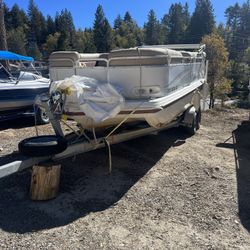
<box><xmin>19</xmin><ymin>135</ymin><xmax>67</xmax><ymax>157</ymax></box>
<box><xmin>35</xmin><ymin>108</ymin><xmax>50</xmax><ymax>125</ymax></box>
<box><xmin>185</xmin><ymin>116</ymin><xmax>197</xmax><ymax>135</ymax></box>
<box><xmin>196</xmin><ymin>109</ymin><xmax>201</xmax><ymax>130</ymax></box>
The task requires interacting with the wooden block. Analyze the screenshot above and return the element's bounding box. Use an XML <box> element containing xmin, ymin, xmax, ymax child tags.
<box><xmin>30</xmin><ymin>163</ymin><xmax>61</xmax><ymax>201</ymax></box>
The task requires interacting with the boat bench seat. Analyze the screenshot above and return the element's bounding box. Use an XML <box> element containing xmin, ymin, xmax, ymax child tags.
<box><xmin>108</xmin><ymin>48</ymin><xmax>182</xmax><ymax>66</ymax></box>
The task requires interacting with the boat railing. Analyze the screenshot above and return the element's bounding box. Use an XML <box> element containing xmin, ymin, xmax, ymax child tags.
<box><xmin>50</xmin><ymin>53</ymin><xmax>205</xmax><ymax>85</ymax></box>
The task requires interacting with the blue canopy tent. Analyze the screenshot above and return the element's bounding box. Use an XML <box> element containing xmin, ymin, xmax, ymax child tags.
<box><xmin>0</xmin><ymin>51</ymin><xmax>34</xmax><ymax>61</ymax></box>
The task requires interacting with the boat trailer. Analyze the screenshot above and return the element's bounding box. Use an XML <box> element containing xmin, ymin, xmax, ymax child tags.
<box><xmin>0</xmin><ymin>120</ymin><xmax>179</xmax><ymax>180</ymax></box>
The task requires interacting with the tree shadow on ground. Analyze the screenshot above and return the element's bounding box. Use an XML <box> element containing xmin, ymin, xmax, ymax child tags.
<box><xmin>0</xmin><ymin>127</ymin><xmax>190</xmax><ymax>233</ymax></box>
<box><xmin>0</xmin><ymin>117</ymin><xmax>36</xmax><ymax>131</ymax></box>
<box><xmin>217</xmin><ymin>120</ymin><xmax>250</xmax><ymax>232</ymax></box>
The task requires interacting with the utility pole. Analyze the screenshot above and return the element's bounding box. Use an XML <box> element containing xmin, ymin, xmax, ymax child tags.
<box><xmin>0</xmin><ymin>0</ymin><xmax>8</xmax><ymax>50</ymax></box>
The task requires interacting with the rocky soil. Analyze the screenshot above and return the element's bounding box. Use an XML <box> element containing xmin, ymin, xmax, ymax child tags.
<box><xmin>0</xmin><ymin>108</ymin><xmax>249</xmax><ymax>249</ymax></box>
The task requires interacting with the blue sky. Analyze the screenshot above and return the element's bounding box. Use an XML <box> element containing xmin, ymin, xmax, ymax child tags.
<box><xmin>4</xmin><ymin>0</ymin><xmax>246</xmax><ymax>29</ymax></box>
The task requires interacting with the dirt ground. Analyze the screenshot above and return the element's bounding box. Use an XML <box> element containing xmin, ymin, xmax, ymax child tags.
<box><xmin>0</xmin><ymin>108</ymin><xmax>249</xmax><ymax>250</ymax></box>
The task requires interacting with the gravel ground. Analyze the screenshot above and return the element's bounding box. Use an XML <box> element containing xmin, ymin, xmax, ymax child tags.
<box><xmin>0</xmin><ymin>108</ymin><xmax>249</xmax><ymax>249</ymax></box>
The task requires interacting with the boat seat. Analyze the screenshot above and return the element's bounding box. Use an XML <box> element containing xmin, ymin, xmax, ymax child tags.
<box><xmin>49</xmin><ymin>51</ymin><xmax>80</xmax><ymax>67</ymax></box>
<box><xmin>109</xmin><ymin>48</ymin><xmax>182</xmax><ymax>66</ymax></box>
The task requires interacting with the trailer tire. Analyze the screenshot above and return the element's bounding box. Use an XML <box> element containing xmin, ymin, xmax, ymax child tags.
<box><xmin>19</xmin><ymin>135</ymin><xmax>67</xmax><ymax>157</ymax></box>
<box><xmin>35</xmin><ymin>108</ymin><xmax>49</xmax><ymax>125</ymax></box>
<box><xmin>196</xmin><ymin>109</ymin><xmax>201</xmax><ymax>130</ymax></box>
<box><xmin>185</xmin><ymin>112</ymin><xmax>198</xmax><ymax>136</ymax></box>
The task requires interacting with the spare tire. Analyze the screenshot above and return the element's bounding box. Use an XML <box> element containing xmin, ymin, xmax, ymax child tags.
<box><xmin>19</xmin><ymin>135</ymin><xmax>67</xmax><ymax>157</ymax></box>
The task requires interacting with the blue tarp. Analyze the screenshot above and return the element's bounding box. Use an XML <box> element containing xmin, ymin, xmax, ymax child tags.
<box><xmin>0</xmin><ymin>51</ymin><xmax>34</xmax><ymax>61</ymax></box>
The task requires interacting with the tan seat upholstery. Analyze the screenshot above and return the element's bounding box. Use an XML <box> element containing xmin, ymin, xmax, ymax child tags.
<box><xmin>108</xmin><ymin>48</ymin><xmax>182</xmax><ymax>66</ymax></box>
<box><xmin>49</xmin><ymin>51</ymin><xmax>80</xmax><ymax>67</ymax></box>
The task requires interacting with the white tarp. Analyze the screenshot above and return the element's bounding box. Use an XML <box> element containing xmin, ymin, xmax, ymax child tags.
<box><xmin>50</xmin><ymin>75</ymin><xmax>124</xmax><ymax>123</ymax></box>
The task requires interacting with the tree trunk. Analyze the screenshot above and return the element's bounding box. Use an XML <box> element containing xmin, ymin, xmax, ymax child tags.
<box><xmin>209</xmin><ymin>80</ymin><xmax>215</xmax><ymax>109</ymax></box>
<box><xmin>209</xmin><ymin>89</ymin><xmax>214</xmax><ymax>109</ymax></box>
<box><xmin>0</xmin><ymin>0</ymin><xmax>7</xmax><ymax>51</ymax></box>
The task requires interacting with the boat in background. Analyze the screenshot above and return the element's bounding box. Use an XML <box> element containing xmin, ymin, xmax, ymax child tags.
<box><xmin>0</xmin><ymin>51</ymin><xmax>50</xmax><ymax>124</ymax></box>
<box><xmin>9</xmin><ymin>60</ymin><xmax>48</xmax><ymax>78</ymax></box>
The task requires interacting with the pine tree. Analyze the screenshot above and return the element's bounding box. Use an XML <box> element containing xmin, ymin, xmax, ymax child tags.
<box><xmin>7</xmin><ymin>26</ymin><xmax>27</xmax><ymax>55</ymax></box>
<box><xmin>188</xmin><ymin>0</ymin><xmax>215</xmax><ymax>43</ymax></box>
<box><xmin>237</xmin><ymin>1</ymin><xmax>250</xmax><ymax>59</ymax></box>
<box><xmin>82</xmin><ymin>28</ymin><xmax>97</xmax><ymax>52</ymax></box>
<box><xmin>114</xmin><ymin>12</ymin><xmax>142</xmax><ymax>48</ymax></box>
<box><xmin>43</xmin><ymin>32</ymin><xmax>60</xmax><ymax>58</ymax></box>
<box><xmin>144</xmin><ymin>9</ymin><xmax>162</xmax><ymax>45</ymax></box>
<box><xmin>0</xmin><ymin>0</ymin><xmax>7</xmax><ymax>50</ymax></box>
<box><xmin>73</xmin><ymin>28</ymin><xmax>96</xmax><ymax>53</ymax></box>
<box><xmin>164</xmin><ymin>3</ymin><xmax>190</xmax><ymax>44</ymax></box>
<box><xmin>93</xmin><ymin>5</ymin><xmax>112</xmax><ymax>52</ymax></box>
<box><xmin>47</xmin><ymin>15</ymin><xmax>55</xmax><ymax>35</ymax></box>
<box><xmin>225</xmin><ymin>3</ymin><xmax>241</xmax><ymax>60</ymax></box>
<box><xmin>55</xmin><ymin>9</ymin><xmax>75</xmax><ymax>50</ymax></box>
<box><xmin>114</xmin><ymin>14</ymin><xmax>122</xmax><ymax>30</ymax></box>
<box><xmin>26</xmin><ymin>42</ymin><xmax>42</xmax><ymax>60</ymax></box>
<box><xmin>28</xmin><ymin>0</ymin><xmax>47</xmax><ymax>47</ymax></box>
<box><xmin>8</xmin><ymin>4</ymin><xmax>28</xmax><ymax>29</ymax></box>
<box><xmin>124</xmin><ymin>11</ymin><xmax>132</xmax><ymax>23</ymax></box>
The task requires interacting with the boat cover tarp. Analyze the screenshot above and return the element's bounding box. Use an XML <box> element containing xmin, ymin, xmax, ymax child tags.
<box><xmin>49</xmin><ymin>75</ymin><xmax>124</xmax><ymax>123</ymax></box>
<box><xmin>0</xmin><ymin>51</ymin><xmax>34</xmax><ymax>61</ymax></box>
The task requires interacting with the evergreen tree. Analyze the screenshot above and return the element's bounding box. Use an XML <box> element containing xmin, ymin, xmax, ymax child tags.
<box><xmin>114</xmin><ymin>14</ymin><xmax>122</xmax><ymax>30</ymax></box>
<box><xmin>224</xmin><ymin>2</ymin><xmax>250</xmax><ymax>99</ymax></box>
<box><xmin>8</xmin><ymin>4</ymin><xmax>28</xmax><ymax>30</ymax></box>
<box><xmin>114</xmin><ymin>12</ymin><xmax>142</xmax><ymax>48</ymax></box>
<box><xmin>0</xmin><ymin>0</ymin><xmax>7</xmax><ymax>50</ymax></box>
<box><xmin>163</xmin><ymin>3</ymin><xmax>190</xmax><ymax>44</ymax></box>
<box><xmin>73</xmin><ymin>28</ymin><xmax>96</xmax><ymax>53</ymax></box>
<box><xmin>217</xmin><ymin>23</ymin><xmax>226</xmax><ymax>39</ymax></box>
<box><xmin>43</xmin><ymin>32</ymin><xmax>60</xmax><ymax>58</ymax></box>
<box><xmin>124</xmin><ymin>11</ymin><xmax>132</xmax><ymax>23</ymax></box>
<box><xmin>93</xmin><ymin>5</ymin><xmax>112</xmax><ymax>52</ymax></box>
<box><xmin>7</xmin><ymin>26</ymin><xmax>27</xmax><ymax>55</ymax></box>
<box><xmin>161</xmin><ymin>13</ymin><xmax>169</xmax><ymax>44</ymax></box>
<box><xmin>237</xmin><ymin>1</ymin><xmax>250</xmax><ymax>59</ymax></box>
<box><xmin>188</xmin><ymin>0</ymin><xmax>215</xmax><ymax>43</ymax></box>
<box><xmin>144</xmin><ymin>9</ymin><xmax>163</xmax><ymax>45</ymax></box>
<box><xmin>225</xmin><ymin>3</ymin><xmax>241</xmax><ymax>60</ymax></box>
<box><xmin>47</xmin><ymin>15</ymin><xmax>55</xmax><ymax>35</ymax></box>
<box><xmin>82</xmin><ymin>29</ymin><xmax>97</xmax><ymax>52</ymax></box>
<box><xmin>26</xmin><ymin>42</ymin><xmax>42</xmax><ymax>60</ymax></box>
<box><xmin>55</xmin><ymin>9</ymin><xmax>75</xmax><ymax>50</ymax></box>
<box><xmin>27</xmin><ymin>0</ymin><xmax>47</xmax><ymax>47</ymax></box>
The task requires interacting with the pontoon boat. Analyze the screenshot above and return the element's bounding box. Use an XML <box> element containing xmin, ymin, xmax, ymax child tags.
<box><xmin>46</xmin><ymin>44</ymin><xmax>207</xmax><ymax>131</ymax></box>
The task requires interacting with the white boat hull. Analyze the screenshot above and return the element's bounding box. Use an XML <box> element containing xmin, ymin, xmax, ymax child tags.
<box><xmin>63</xmin><ymin>81</ymin><xmax>203</xmax><ymax>130</ymax></box>
<box><xmin>0</xmin><ymin>79</ymin><xmax>49</xmax><ymax>113</ymax></box>
<box><xmin>48</xmin><ymin>45</ymin><xmax>207</xmax><ymax>131</ymax></box>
